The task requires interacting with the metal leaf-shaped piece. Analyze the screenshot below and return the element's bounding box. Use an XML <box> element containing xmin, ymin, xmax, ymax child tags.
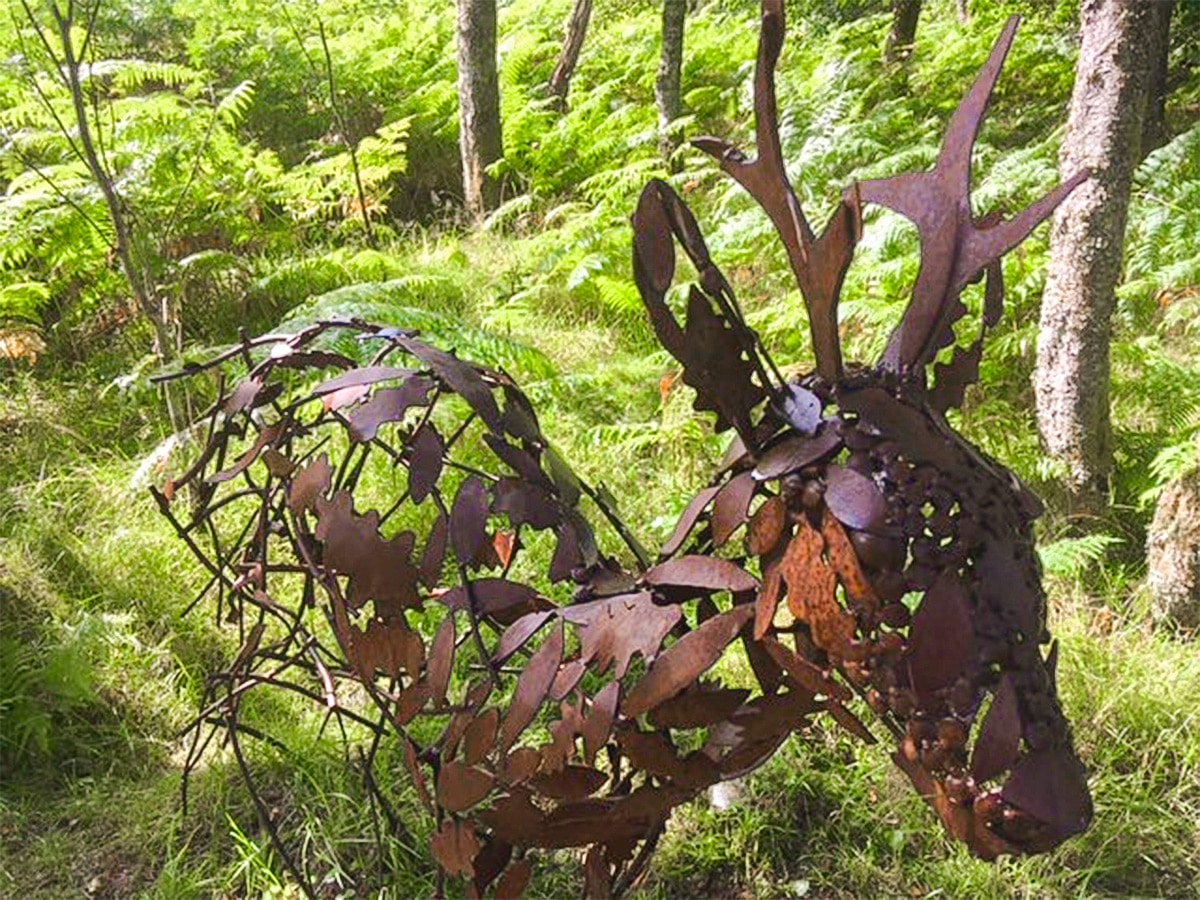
<box><xmin>617</xmin><ymin>729</ymin><xmax>721</xmax><ymax>790</ymax></box>
<box><xmin>312</xmin><ymin>365</ymin><xmax>413</xmax><ymax>397</ymax></box>
<box><xmin>752</xmin><ymin>428</ymin><xmax>842</xmax><ymax>480</ymax></box>
<box><xmin>427</xmin><ymin>615</ymin><xmax>456</xmax><ymax>706</ymax></box>
<box><xmin>582</xmin><ymin>682</ymin><xmax>620</xmax><ymax>765</ymax></box>
<box><xmin>643</xmin><ymin>555</ymin><xmax>758</xmax><ymax>597</ymax></box>
<box><xmin>463</xmin><ymin>709</ymin><xmax>500</xmax><ymax>766</ymax></box>
<box><xmin>660</xmin><ymin>485</ymin><xmax>721</xmax><ymax>557</ymax></box>
<box><xmin>347</xmin><ymin>375</ymin><xmax>435</xmax><ymax>442</ymax></box>
<box><xmin>779</xmin><ymin>519</ymin><xmax>854</xmax><ymax>655</ymax></box>
<box><xmin>906</xmin><ymin>572</ymin><xmax>975</xmax><ymax>696</ymax></box>
<box><xmin>394</xmin><ymin>335</ymin><xmax>504</xmax><ymax>433</ymax></box>
<box><xmin>622</xmin><ymin>605</ymin><xmax>754</xmax><ymax>718</ymax></box>
<box><xmin>632</xmin><ymin>181</ymin><xmax>768</xmax><ymax>438</ymax></box>
<box><xmin>440</xmin><ymin>579</ymin><xmax>548</xmax><ymax>625</ymax></box>
<box><xmin>971</xmin><ymin>676</ymin><xmax>1021</xmax><ymax>784</ymax></box>
<box><xmin>747</xmin><ymin>496</ymin><xmax>788</xmax><ymax>557</ymax></box>
<box><xmin>824</xmin><ymin>465</ymin><xmax>890</xmax><ymax>535</ymax></box>
<box><xmin>647</xmin><ymin>683</ymin><xmax>749</xmax><ymax>730</ymax></box>
<box><xmin>438</xmin><ymin>760</ymin><xmax>495</xmax><ymax>812</ymax></box>
<box><xmin>314</xmin><ymin>492</ymin><xmax>421</xmax><ymax>616</ymax></box>
<box><xmin>499</xmin><ymin>620</ymin><xmax>564</xmax><ymax>752</ymax></box>
<box><xmin>451</xmin><ymin>476</ymin><xmax>491</xmax><ymax>567</ymax></box>
<box><xmin>430</xmin><ymin>819</ymin><xmax>481</xmax><ymax>878</ymax></box>
<box><xmin>494</xmin><ymin>858</ymin><xmax>533</xmax><ymax>899</ymax></box>
<box><xmin>712</xmin><ymin>472</ymin><xmax>756</xmax><ymax>546</ymax></box>
<box><xmin>564</xmin><ymin>592</ymin><xmax>681</xmax><ymax>679</ymax></box>
<box><xmin>494</xmin><ymin>478</ymin><xmax>562</xmax><ymax>530</ymax></box>
<box><xmin>288</xmin><ymin>453</ymin><xmax>332</xmax><ymax>514</ymax></box>
<box><xmin>419</xmin><ymin>511</ymin><xmax>448</xmax><ymax>588</ymax></box>
<box><xmin>408</xmin><ymin>424</ymin><xmax>444</xmax><ymax>503</ymax></box>
<box><xmin>1000</xmin><ymin>746</ymin><xmax>1093</xmax><ymax>847</ymax></box>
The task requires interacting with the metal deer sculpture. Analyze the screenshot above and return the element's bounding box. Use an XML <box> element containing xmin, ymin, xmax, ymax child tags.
<box><xmin>156</xmin><ymin>5</ymin><xmax>1091</xmax><ymax>897</ymax></box>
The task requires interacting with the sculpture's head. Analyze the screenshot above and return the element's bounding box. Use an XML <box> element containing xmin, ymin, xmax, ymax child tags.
<box><xmin>630</xmin><ymin>0</ymin><xmax>1092</xmax><ymax>858</ymax></box>
<box><xmin>158</xmin><ymin>4</ymin><xmax>1091</xmax><ymax>895</ymax></box>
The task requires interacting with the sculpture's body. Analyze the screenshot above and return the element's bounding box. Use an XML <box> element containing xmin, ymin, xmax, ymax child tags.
<box><xmin>158</xmin><ymin>4</ymin><xmax>1091</xmax><ymax>896</ymax></box>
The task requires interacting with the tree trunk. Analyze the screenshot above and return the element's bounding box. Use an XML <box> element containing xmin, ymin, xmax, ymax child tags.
<box><xmin>655</xmin><ymin>0</ymin><xmax>686</xmax><ymax>159</ymax></box>
<box><xmin>885</xmin><ymin>0</ymin><xmax>922</xmax><ymax>62</ymax></box>
<box><xmin>1140</xmin><ymin>0</ymin><xmax>1175</xmax><ymax>161</ymax></box>
<box><xmin>456</xmin><ymin>0</ymin><xmax>503</xmax><ymax>223</ymax></box>
<box><xmin>38</xmin><ymin>3</ymin><xmax>189</xmax><ymax>432</ymax></box>
<box><xmin>1147</xmin><ymin>468</ymin><xmax>1200</xmax><ymax>630</ymax></box>
<box><xmin>1034</xmin><ymin>0</ymin><xmax>1158</xmax><ymax>514</ymax></box>
<box><xmin>50</xmin><ymin>7</ymin><xmax>169</xmax><ymax>359</ymax></box>
<box><xmin>956</xmin><ymin>0</ymin><xmax>969</xmax><ymax>24</ymax></box>
<box><xmin>548</xmin><ymin>0</ymin><xmax>593</xmax><ymax>111</ymax></box>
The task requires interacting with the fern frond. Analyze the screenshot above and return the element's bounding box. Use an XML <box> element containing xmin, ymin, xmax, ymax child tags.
<box><xmin>216</xmin><ymin>79</ymin><xmax>256</xmax><ymax>126</ymax></box>
<box><xmin>1039</xmin><ymin>533</ymin><xmax>1123</xmax><ymax>579</ymax></box>
<box><xmin>0</xmin><ymin>281</ymin><xmax>51</xmax><ymax>325</ymax></box>
<box><xmin>277</xmin><ymin>281</ymin><xmax>556</xmax><ymax>380</ymax></box>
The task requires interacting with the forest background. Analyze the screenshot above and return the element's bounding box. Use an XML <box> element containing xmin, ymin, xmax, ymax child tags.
<box><xmin>2</xmin><ymin>0</ymin><xmax>1200</xmax><ymax>896</ymax></box>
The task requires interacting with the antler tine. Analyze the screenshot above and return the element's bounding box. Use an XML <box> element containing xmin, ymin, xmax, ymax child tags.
<box><xmin>858</xmin><ymin>16</ymin><xmax>1086</xmax><ymax>379</ymax></box>
<box><xmin>693</xmin><ymin>1</ymin><xmax>809</xmax><ymax>246</ymax></box>
<box><xmin>694</xmin><ymin>0</ymin><xmax>859</xmax><ymax>383</ymax></box>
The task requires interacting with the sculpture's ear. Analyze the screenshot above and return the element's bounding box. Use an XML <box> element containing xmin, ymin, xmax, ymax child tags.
<box><xmin>631</xmin><ymin>179</ymin><xmax>773</xmax><ymax>443</ymax></box>
<box><xmin>853</xmin><ymin>15</ymin><xmax>1085</xmax><ymax>398</ymax></box>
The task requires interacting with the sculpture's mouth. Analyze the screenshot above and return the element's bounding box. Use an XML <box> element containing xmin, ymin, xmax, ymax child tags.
<box><xmin>894</xmin><ymin>742</ymin><xmax>1093</xmax><ymax>858</ymax></box>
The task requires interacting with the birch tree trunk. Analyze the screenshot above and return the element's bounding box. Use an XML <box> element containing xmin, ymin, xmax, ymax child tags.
<box><xmin>548</xmin><ymin>0</ymin><xmax>593</xmax><ymax>111</ymax></box>
<box><xmin>456</xmin><ymin>0</ymin><xmax>503</xmax><ymax>223</ymax></box>
<box><xmin>1034</xmin><ymin>0</ymin><xmax>1158</xmax><ymax>513</ymax></box>
<box><xmin>655</xmin><ymin>0</ymin><xmax>686</xmax><ymax>159</ymax></box>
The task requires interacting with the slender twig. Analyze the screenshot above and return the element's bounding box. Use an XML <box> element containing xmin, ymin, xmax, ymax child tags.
<box><xmin>11</xmin><ymin>6</ymin><xmax>88</xmax><ymax>167</ymax></box>
<box><xmin>316</xmin><ymin>18</ymin><xmax>375</xmax><ymax>246</ymax></box>
<box><xmin>77</xmin><ymin>0</ymin><xmax>102</xmax><ymax>61</ymax></box>
<box><xmin>163</xmin><ymin>85</ymin><xmax>222</xmax><ymax>241</ymax></box>
<box><xmin>83</xmin><ymin>21</ymin><xmax>113</xmax><ymax>181</ymax></box>
<box><xmin>4</xmin><ymin>144</ymin><xmax>113</xmax><ymax>245</ymax></box>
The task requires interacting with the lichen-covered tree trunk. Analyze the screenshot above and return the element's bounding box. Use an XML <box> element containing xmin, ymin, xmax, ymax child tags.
<box><xmin>1147</xmin><ymin>469</ymin><xmax>1200</xmax><ymax>630</ymax></box>
<box><xmin>1034</xmin><ymin>0</ymin><xmax>1157</xmax><ymax>513</ymax></box>
<box><xmin>548</xmin><ymin>0</ymin><xmax>593</xmax><ymax>111</ymax></box>
<box><xmin>885</xmin><ymin>0</ymin><xmax>922</xmax><ymax>62</ymax></box>
<box><xmin>456</xmin><ymin>0</ymin><xmax>502</xmax><ymax>223</ymax></box>
<box><xmin>655</xmin><ymin>0</ymin><xmax>686</xmax><ymax>158</ymax></box>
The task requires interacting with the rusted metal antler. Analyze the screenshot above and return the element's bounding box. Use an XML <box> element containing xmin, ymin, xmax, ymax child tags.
<box><xmin>693</xmin><ymin>0</ymin><xmax>861</xmax><ymax>383</ymax></box>
<box><xmin>857</xmin><ymin>16</ymin><xmax>1087</xmax><ymax>378</ymax></box>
